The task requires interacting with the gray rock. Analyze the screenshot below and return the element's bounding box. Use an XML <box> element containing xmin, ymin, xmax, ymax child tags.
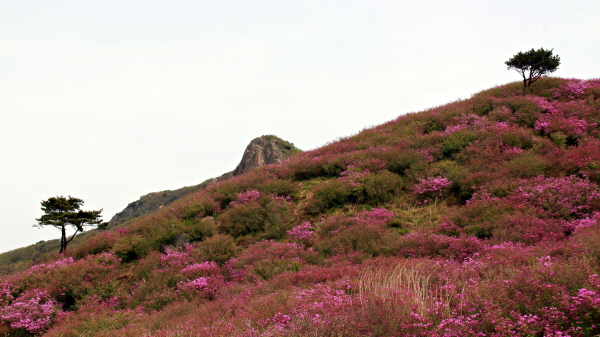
<box><xmin>160</xmin><ymin>244</ymin><xmax>176</xmax><ymax>254</ymax></box>
<box><xmin>173</xmin><ymin>234</ymin><xmax>190</xmax><ymax>248</ymax></box>
<box><xmin>233</xmin><ymin>135</ymin><xmax>300</xmax><ymax>176</ymax></box>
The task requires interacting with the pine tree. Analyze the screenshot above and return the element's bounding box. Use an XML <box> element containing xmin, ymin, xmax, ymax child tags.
<box><xmin>505</xmin><ymin>48</ymin><xmax>560</xmax><ymax>89</ymax></box>
<box><xmin>35</xmin><ymin>196</ymin><xmax>105</xmax><ymax>254</ymax></box>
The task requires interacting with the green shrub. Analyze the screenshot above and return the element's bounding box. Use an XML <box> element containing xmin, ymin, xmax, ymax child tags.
<box><xmin>445</xmin><ymin>200</ymin><xmax>510</xmax><ymax>238</ymax></box>
<box><xmin>308</xmin><ymin>179</ymin><xmax>363</xmax><ymax>213</ymax></box>
<box><xmin>471</xmin><ymin>96</ymin><xmax>497</xmax><ymax>116</ymax></box>
<box><xmin>550</xmin><ymin>132</ymin><xmax>568</xmax><ymax>148</ymax></box>
<box><xmin>251</xmin><ymin>259</ymin><xmax>302</xmax><ymax>280</ymax></box>
<box><xmin>441</xmin><ymin>130</ymin><xmax>478</xmax><ymax>158</ymax></box>
<box><xmin>45</xmin><ymin>310</ymin><xmax>140</xmax><ymax>337</ymax></box>
<box><xmin>384</xmin><ymin>151</ymin><xmax>426</xmax><ymax>176</ymax></box>
<box><xmin>358</xmin><ymin>170</ymin><xmax>403</xmax><ymax>205</ymax></box>
<box><xmin>218</xmin><ymin>196</ymin><xmax>296</xmax><ymax>239</ymax></box>
<box><xmin>423</xmin><ymin>118</ymin><xmax>446</xmax><ymax>134</ymax></box>
<box><xmin>315</xmin><ymin>224</ymin><xmax>399</xmax><ymax>257</ymax></box>
<box><xmin>219</xmin><ymin>202</ymin><xmax>265</xmax><ymax>237</ymax></box>
<box><xmin>321</xmin><ymin>156</ymin><xmax>351</xmax><ymax>177</ymax></box>
<box><xmin>499</xmin><ymin>128</ymin><xmax>534</xmax><ymax>150</ymax></box>
<box><xmin>501</xmin><ymin>96</ymin><xmax>542</xmax><ymax>128</ymax></box>
<box><xmin>181</xmin><ymin>216</ymin><xmax>218</xmax><ymax>241</ymax></box>
<box><xmin>261</xmin><ymin>200</ymin><xmax>297</xmax><ymax>239</ymax></box>
<box><xmin>256</xmin><ymin>179</ymin><xmax>298</xmax><ymax>199</ymax></box>
<box><xmin>314</xmin><ymin>214</ymin><xmax>357</xmax><ymax>237</ymax></box>
<box><xmin>180</xmin><ymin>198</ymin><xmax>220</xmax><ymax>220</ymax></box>
<box><xmin>503</xmin><ymin>152</ymin><xmax>547</xmax><ymax>178</ymax></box>
<box><xmin>193</xmin><ymin>234</ymin><xmax>238</xmax><ymax>265</ymax></box>
<box><xmin>112</xmin><ymin>234</ymin><xmax>146</xmax><ymax>262</ymax></box>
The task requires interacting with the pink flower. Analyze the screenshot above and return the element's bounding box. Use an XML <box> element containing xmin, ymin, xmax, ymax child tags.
<box><xmin>287</xmin><ymin>222</ymin><xmax>314</xmax><ymax>242</ymax></box>
<box><xmin>230</xmin><ymin>190</ymin><xmax>261</xmax><ymax>205</ymax></box>
<box><xmin>412</xmin><ymin>176</ymin><xmax>452</xmax><ymax>199</ymax></box>
<box><xmin>0</xmin><ymin>289</ymin><xmax>58</xmax><ymax>334</ymax></box>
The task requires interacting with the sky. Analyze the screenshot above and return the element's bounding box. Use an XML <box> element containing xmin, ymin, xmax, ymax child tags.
<box><xmin>1</xmin><ymin>1</ymin><xmax>599</xmax><ymax>253</ymax></box>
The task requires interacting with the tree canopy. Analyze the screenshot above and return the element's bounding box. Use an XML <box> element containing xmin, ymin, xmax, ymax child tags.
<box><xmin>505</xmin><ymin>48</ymin><xmax>560</xmax><ymax>89</ymax></box>
<box><xmin>35</xmin><ymin>196</ymin><xmax>105</xmax><ymax>254</ymax></box>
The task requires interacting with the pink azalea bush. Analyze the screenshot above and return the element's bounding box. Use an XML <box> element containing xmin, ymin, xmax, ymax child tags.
<box><xmin>412</xmin><ymin>176</ymin><xmax>452</xmax><ymax>201</ymax></box>
<box><xmin>0</xmin><ymin>289</ymin><xmax>58</xmax><ymax>334</ymax></box>
<box><xmin>553</xmin><ymin>79</ymin><xmax>593</xmax><ymax>99</ymax></box>
<box><xmin>510</xmin><ymin>175</ymin><xmax>600</xmax><ymax>219</ymax></box>
<box><xmin>231</xmin><ymin>190</ymin><xmax>261</xmax><ymax>205</ymax></box>
<box><xmin>286</xmin><ymin>222</ymin><xmax>314</xmax><ymax>245</ymax></box>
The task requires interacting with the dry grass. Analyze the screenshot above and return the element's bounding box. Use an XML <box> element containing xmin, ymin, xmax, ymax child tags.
<box><xmin>357</xmin><ymin>261</ymin><xmax>457</xmax><ymax>317</ymax></box>
<box><xmin>391</xmin><ymin>199</ymin><xmax>448</xmax><ymax>232</ymax></box>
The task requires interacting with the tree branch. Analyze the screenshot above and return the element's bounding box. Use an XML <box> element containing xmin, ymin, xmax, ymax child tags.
<box><xmin>66</xmin><ymin>228</ymin><xmax>81</xmax><ymax>244</ymax></box>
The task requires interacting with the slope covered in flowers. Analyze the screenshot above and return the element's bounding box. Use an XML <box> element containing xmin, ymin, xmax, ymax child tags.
<box><xmin>2</xmin><ymin>77</ymin><xmax>600</xmax><ymax>336</ymax></box>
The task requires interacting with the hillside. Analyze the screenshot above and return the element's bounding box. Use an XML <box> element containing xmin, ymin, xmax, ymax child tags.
<box><xmin>0</xmin><ymin>135</ymin><xmax>300</xmax><ymax>276</ymax></box>
<box><xmin>2</xmin><ymin>77</ymin><xmax>600</xmax><ymax>336</ymax></box>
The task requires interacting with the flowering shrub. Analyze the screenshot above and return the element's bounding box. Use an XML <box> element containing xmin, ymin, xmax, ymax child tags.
<box><xmin>535</xmin><ymin>111</ymin><xmax>595</xmax><ymax>138</ymax></box>
<box><xmin>287</xmin><ymin>222</ymin><xmax>314</xmax><ymax>245</ymax></box>
<box><xmin>510</xmin><ymin>175</ymin><xmax>600</xmax><ymax>219</ymax></box>
<box><xmin>159</xmin><ymin>246</ymin><xmax>195</xmax><ymax>270</ymax></box>
<box><xmin>28</xmin><ymin>257</ymin><xmax>75</xmax><ymax>273</ymax></box>
<box><xmin>226</xmin><ymin>240</ymin><xmax>318</xmax><ymax>281</ymax></box>
<box><xmin>181</xmin><ymin>261</ymin><xmax>220</xmax><ymax>278</ymax></box>
<box><xmin>395</xmin><ymin>233</ymin><xmax>486</xmax><ymax>261</ymax></box>
<box><xmin>563</xmin><ymin>214</ymin><xmax>600</xmax><ymax>235</ymax></box>
<box><xmin>354</xmin><ymin>207</ymin><xmax>396</xmax><ymax>225</ymax></box>
<box><xmin>0</xmin><ymin>289</ymin><xmax>58</xmax><ymax>334</ymax></box>
<box><xmin>338</xmin><ymin>165</ymin><xmax>370</xmax><ymax>186</ymax></box>
<box><xmin>553</xmin><ymin>79</ymin><xmax>592</xmax><ymax>99</ymax></box>
<box><xmin>230</xmin><ymin>190</ymin><xmax>261</xmax><ymax>205</ymax></box>
<box><xmin>0</xmin><ymin>284</ymin><xmax>13</xmax><ymax>307</ymax></box>
<box><xmin>175</xmin><ymin>260</ymin><xmax>226</xmax><ymax>300</ymax></box>
<box><xmin>565</xmin><ymin>138</ymin><xmax>600</xmax><ymax>182</ymax></box>
<box><xmin>412</xmin><ymin>176</ymin><xmax>452</xmax><ymax>201</ymax></box>
<box><xmin>177</xmin><ymin>276</ymin><xmax>222</xmax><ymax>300</ymax></box>
<box><xmin>289</xmin><ymin>279</ymin><xmax>353</xmax><ymax>332</ymax></box>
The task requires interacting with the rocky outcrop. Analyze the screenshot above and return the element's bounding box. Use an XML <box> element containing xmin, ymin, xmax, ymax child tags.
<box><xmin>108</xmin><ymin>135</ymin><xmax>300</xmax><ymax>227</ymax></box>
<box><xmin>233</xmin><ymin>135</ymin><xmax>301</xmax><ymax>176</ymax></box>
<box><xmin>108</xmin><ymin>185</ymin><xmax>204</xmax><ymax>227</ymax></box>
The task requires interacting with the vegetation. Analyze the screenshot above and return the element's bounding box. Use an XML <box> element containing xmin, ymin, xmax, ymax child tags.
<box><xmin>35</xmin><ymin>196</ymin><xmax>105</xmax><ymax>254</ymax></box>
<box><xmin>2</xmin><ymin>77</ymin><xmax>600</xmax><ymax>335</ymax></box>
<box><xmin>505</xmin><ymin>47</ymin><xmax>561</xmax><ymax>88</ymax></box>
<box><xmin>260</xmin><ymin>134</ymin><xmax>303</xmax><ymax>157</ymax></box>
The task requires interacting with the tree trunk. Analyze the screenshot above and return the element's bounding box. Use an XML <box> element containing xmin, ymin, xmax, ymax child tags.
<box><xmin>60</xmin><ymin>226</ymin><xmax>66</xmax><ymax>254</ymax></box>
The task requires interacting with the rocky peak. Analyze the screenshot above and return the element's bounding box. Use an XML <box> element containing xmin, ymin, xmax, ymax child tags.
<box><xmin>233</xmin><ymin>135</ymin><xmax>301</xmax><ymax>176</ymax></box>
<box><xmin>108</xmin><ymin>135</ymin><xmax>300</xmax><ymax>227</ymax></box>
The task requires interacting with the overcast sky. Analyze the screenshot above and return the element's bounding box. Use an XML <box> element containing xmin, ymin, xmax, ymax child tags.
<box><xmin>1</xmin><ymin>1</ymin><xmax>599</xmax><ymax>253</ymax></box>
